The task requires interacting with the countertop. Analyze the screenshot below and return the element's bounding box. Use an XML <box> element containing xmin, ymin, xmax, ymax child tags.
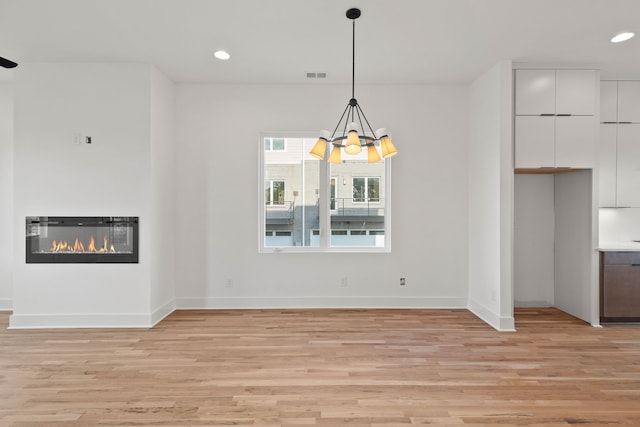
<box><xmin>599</xmin><ymin>241</ymin><xmax>640</xmax><ymax>252</ymax></box>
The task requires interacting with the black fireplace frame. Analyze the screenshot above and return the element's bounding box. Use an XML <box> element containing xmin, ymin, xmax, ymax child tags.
<box><xmin>26</xmin><ymin>216</ymin><xmax>139</xmax><ymax>264</ymax></box>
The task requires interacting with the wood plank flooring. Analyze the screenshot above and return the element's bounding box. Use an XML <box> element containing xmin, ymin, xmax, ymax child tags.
<box><xmin>1</xmin><ymin>308</ymin><xmax>640</xmax><ymax>426</ymax></box>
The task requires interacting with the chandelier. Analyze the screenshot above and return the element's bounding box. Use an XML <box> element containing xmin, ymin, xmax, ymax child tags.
<box><xmin>309</xmin><ymin>8</ymin><xmax>398</xmax><ymax>164</ymax></box>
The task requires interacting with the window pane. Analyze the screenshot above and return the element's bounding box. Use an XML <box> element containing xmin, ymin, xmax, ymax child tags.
<box><xmin>331</xmin><ymin>158</ymin><xmax>386</xmax><ymax>248</ymax></box>
<box><xmin>368</xmin><ymin>178</ymin><xmax>380</xmax><ymax>202</ymax></box>
<box><xmin>353</xmin><ymin>178</ymin><xmax>365</xmax><ymax>202</ymax></box>
<box><xmin>264</xmin><ymin>138</ymin><xmax>271</xmax><ymax>151</ymax></box>
<box><xmin>264</xmin><ymin>137</ymin><xmax>320</xmax><ymax>247</ymax></box>
<box><xmin>265</xmin><ymin>181</ymin><xmax>272</xmax><ymax>205</ymax></box>
<box><xmin>273</xmin><ymin>181</ymin><xmax>285</xmax><ymax>205</ymax></box>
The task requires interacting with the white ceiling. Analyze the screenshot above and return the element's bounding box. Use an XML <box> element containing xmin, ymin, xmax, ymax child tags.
<box><xmin>1</xmin><ymin>0</ymin><xmax>639</xmax><ymax>84</ymax></box>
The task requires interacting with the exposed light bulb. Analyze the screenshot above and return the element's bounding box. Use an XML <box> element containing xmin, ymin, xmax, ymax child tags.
<box><xmin>344</xmin><ymin>122</ymin><xmax>362</xmax><ymax>155</ymax></box>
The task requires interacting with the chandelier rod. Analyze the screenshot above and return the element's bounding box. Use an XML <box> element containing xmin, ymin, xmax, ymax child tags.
<box><xmin>351</xmin><ymin>18</ymin><xmax>356</xmax><ymax>101</ymax></box>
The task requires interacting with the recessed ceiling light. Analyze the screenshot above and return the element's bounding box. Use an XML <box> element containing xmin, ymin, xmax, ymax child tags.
<box><xmin>611</xmin><ymin>32</ymin><xmax>635</xmax><ymax>43</ymax></box>
<box><xmin>214</xmin><ymin>50</ymin><xmax>230</xmax><ymax>60</ymax></box>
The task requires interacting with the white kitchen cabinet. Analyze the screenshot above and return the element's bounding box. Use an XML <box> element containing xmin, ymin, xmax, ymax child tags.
<box><xmin>555</xmin><ymin>116</ymin><xmax>596</xmax><ymax>168</ymax></box>
<box><xmin>600</xmin><ymin>81</ymin><xmax>618</xmax><ymax>123</ymax></box>
<box><xmin>515</xmin><ymin>115</ymin><xmax>596</xmax><ymax>169</ymax></box>
<box><xmin>616</xmin><ymin>124</ymin><xmax>640</xmax><ymax>207</ymax></box>
<box><xmin>515</xmin><ymin>69</ymin><xmax>556</xmax><ymax>115</ymax></box>
<box><xmin>516</xmin><ymin>69</ymin><xmax>597</xmax><ymax>116</ymax></box>
<box><xmin>618</xmin><ymin>81</ymin><xmax>640</xmax><ymax>123</ymax></box>
<box><xmin>515</xmin><ymin>69</ymin><xmax>597</xmax><ymax>169</ymax></box>
<box><xmin>598</xmin><ymin>124</ymin><xmax>617</xmax><ymax>207</ymax></box>
<box><xmin>515</xmin><ymin>116</ymin><xmax>555</xmax><ymax>168</ymax></box>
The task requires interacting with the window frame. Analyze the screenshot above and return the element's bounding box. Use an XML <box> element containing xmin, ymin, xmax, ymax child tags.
<box><xmin>258</xmin><ymin>132</ymin><xmax>392</xmax><ymax>253</ymax></box>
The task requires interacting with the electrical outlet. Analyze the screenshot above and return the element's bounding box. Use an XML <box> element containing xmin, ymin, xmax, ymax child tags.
<box><xmin>225</xmin><ymin>278</ymin><xmax>233</xmax><ymax>288</ymax></box>
<box><xmin>400</xmin><ymin>277</ymin><xmax>406</xmax><ymax>286</ymax></box>
<box><xmin>340</xmin><ymin>277</ymin><xmax>348</xmax><ymax>287</ymax></box>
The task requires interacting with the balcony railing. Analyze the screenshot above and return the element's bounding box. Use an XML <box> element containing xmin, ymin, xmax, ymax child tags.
<box><xmin>331</xmin><ymin>198</ymin><xmax>384</xmax><ymax>218</ymax></box>
<box><xmin>265</xmin><ymin>201</ymin><xmax>295</xmax><ymax>224</ymax></box>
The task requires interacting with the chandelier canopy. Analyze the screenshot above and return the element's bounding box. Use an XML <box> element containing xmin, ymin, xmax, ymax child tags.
<box><xmin>309</xmin><ymin>8</ymin><xmax>398</xmax><ymax>164</ymax></box>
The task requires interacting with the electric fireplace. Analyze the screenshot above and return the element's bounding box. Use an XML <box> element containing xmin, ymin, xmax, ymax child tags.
<box><xmin>26</xmin><ymin>216</ymin><xmax>139</xmax><ymax>263</ymax></box>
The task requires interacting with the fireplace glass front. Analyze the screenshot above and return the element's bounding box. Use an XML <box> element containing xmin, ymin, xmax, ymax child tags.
<box><xmin>26</xmin><ymin>217</ymin><xmax>139</xmax><ymax>263</ymax></box>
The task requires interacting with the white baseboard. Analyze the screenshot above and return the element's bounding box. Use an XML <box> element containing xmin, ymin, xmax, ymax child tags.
<box><xmin>0</xmin><ymin>298</ymin><xmax>12</xmax><ymax>311</ymax></box>
<box><xmin>151</xmin><ymin>299</ymin><xmax>176</xmax><ymax>326</ymax></box>
<box><xmin>468</xmin><ymin>298</ymin><xmax>515</xmax><ymax>331</ymax></box>
<box><xmin>8</xmin><ymin>312</ymin><xmax>155</xmax><ymax>329</ymax></box>
<box><xmin>514</xmin><ymin>300</ymin><xmax>552</xmax><ymax>308</ymax></box>
<box><xmin>176</xmin><ymin>296</ymin><xmax>468</xmax><ymax>310</ymax></box>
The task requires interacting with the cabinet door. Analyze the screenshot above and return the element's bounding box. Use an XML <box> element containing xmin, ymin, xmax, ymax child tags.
<box><xmin>600</xmin><ymin>81</ymin><xmax>618</xmax><ymax>123</ymax></box>
<box><xmin>555</xmin><ymin>116</ymin><xmax>596</xmax><ymax>168</ymax></box>
<box><xmin>556</xmin><ymin>70</ymin><xmax>597</xmax><ymax>116</ymax></box>
<box><xmin>598</xmin><ymin>124</ymin><xmax>617</xmax><ymax>207</ymax></box>
<box><xmin>515</xmin><ymin>116</ymin><xmax>555</xmax><ymax>168</ymax></box>
<box><xmin>618</xmin><ymin>81</ymin><xmax>640</xmax><ymax>123</ymax></box>
<box><xmin>603</xmin><ymin>265</ymin><xmax>640</xmax><ymax>317</ymax></box>
<box><xmin>616</xmin><ymin>124</ymin><xmax>640</xmax><ymax>207</ymax></box>
<box><xmin>515</xmin><ymin>69</ymin><xmax>555</xmax><ymax>115</ymax></box>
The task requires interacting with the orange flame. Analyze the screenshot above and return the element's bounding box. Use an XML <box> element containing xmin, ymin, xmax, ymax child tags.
<box><xmin>98</xmin><ymin>236</ymin><xmax>108</xmax><ymax>252</ymax></box>
<box><xmin>88</xmin><ymin>236</ymin><xmax>97</xmax><ymax>252</ymax></box>
<box><xmin>48</xmin><ymin>235</ymin><xmax>117</xmax><ymax>253</ymax></box>
<box><xmin>73</xmin><ymin>238</ymin><xmax>85</xmax><ymax>252</ymax></box>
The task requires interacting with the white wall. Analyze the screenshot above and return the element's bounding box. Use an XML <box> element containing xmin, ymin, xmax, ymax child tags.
<box><xmin>554</xmin><ymin>170</ymin><xmax>598</xmax><ymax>325</ymax></box>
<box><xmin>0</xmin><ymin>83</ymin><xmax>12</xmax><ymax>310</ymax></box>
<box><xmin>467</xmin><ymin>61</ymin><xmax>515</xmax><ymax>331</ymax></box>
<box><xmin>10</xmin><ymin>63</ymin><xmax>160</xmax><ymax>328</ymax></box>
<box><xmin>600</xmin><ymin>208</ymin><xmax>640</xmax><ymax>242</ymax></box>
<box><xmin>514</xmin><ymin>174</ymin><xmax>555</xmax><ymax>307</ymax></box>
<box><xmin>149</xmin><ymin>68</ymin><xmax>176</xmax><ymax>322</ymax></box>
<box><xmin>174</xmin><ymin>83</ymin><xmax>470</xmax><ymax>308</ymax></box>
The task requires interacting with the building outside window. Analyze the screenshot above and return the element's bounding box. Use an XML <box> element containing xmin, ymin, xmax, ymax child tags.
<box><xmin>352</xmin><ymin>177</ymin><xmax>380</xmax><ymax>202</ymax></box>
<box><xmin>260</xmin><ymin>134</ymin><xmax>390</xmax><ymax>251</ymax></box>
<box><xmin>265</xmin><ymin>180</ymin><xmax>285</xmax><ymax>205</ymax></box>
<box><xmin>264</xmin><ymin>137</ymin><xmax>286</xmax><ymax>151</ymax></box>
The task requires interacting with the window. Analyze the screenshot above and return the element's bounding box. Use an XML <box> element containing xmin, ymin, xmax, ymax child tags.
<box><xmin>352</xmin><ymin>177</ymin><xmax>380</xmax><ymax>202</ymax></box>
<box><xmin>260</xmin><ymin>133</ymin><xmax>390</xmax><ymax>252</ymax></box>
<box><xmin>265</xmin><ymin>180</ymin><xmax>285</xmax><ymax>205</ymax></box>
<box><xmin>264</xmin><ymin>137</ymin><xmax>285</xmax><ymax>151</ymax></box>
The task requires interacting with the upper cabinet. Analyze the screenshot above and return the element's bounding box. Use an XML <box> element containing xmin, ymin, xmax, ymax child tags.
<box><xmin>515</xmin><ymin>69</ymin><xmax>598</xmax><ymax>169</ymax></box>
<box><xmin>601</xmin><ymin>81</ymin><xmax>640</xmax><ymax>123</ymax></box>
<box><xmin>600</xmin><ymin>81</ymin><xmax>618</xmax><ymax>123</ymax></box>
<box><xmin>516</xmin><ymin>69</ymin><xmax>597</xmax><ymax>116</ymax></box>
<box><xmin>618</xmin><ymin>81</ymin><xmax>640</xmax><ymax>123</ymax></box>
<box><xmin>598</xmin><ymin>81</ymin><xmax>640</xmax><ymax>207</ymax></box>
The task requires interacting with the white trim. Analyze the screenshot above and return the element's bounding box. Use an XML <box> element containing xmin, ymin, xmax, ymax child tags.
<box><xmin>150</xmin><ymin>300</ymin><xmax>176</xmax><ymax>326</ymax></box>
<box><xmin>468</xmin><ymin>297</ymin><xmax>516</xmax><ymax>331</ymax></box>
<box><xmin>0</xmin><ymin>298</ymin><xmax>12</xmax><ymax>311</ymax></box>
<box><xmin>514</xmin><ymin>300</ymin><xmax>552</xmax><ymax>308</ymax></box>
<box><xmin>176</xmin><ymin>296</ymin><xmax>467</xmax><ymax>309</ymax></box>
<box><xmin>8</xmin><ymin>312</ymin><xmax>156</xmax><ymax>329</ymax></box>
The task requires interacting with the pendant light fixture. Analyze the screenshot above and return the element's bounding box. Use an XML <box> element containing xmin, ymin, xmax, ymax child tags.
<box><xmin>309</xmin><ymin>8</ymin><xmax>398</xmax><ymax>164</ymax></box>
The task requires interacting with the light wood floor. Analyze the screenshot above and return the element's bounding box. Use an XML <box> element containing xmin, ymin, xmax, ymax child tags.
<box><xmin>1</xmin><ymin>308</ymin><xmax>640</xmax><ymax>426</ymax></box>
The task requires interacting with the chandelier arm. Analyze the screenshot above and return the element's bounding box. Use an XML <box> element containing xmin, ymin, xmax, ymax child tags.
<box><xmin>330</xmin><ymin>103</ymin><xmax>352</xmax><ymax>140</ymax></box>
<box><xmin>341</xmin><ymin>105</ymin><xmax>354</xmax><ymax>140</ymax></box>
<box><xmin>353</xmin><ymin>105</ymin><xmax>366</xmax><ymax>141</ymax></box>
<box><xmin>355</xmin><ymin>103</ymin><xmax>379</xmax><ymax>140</ymax></box>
